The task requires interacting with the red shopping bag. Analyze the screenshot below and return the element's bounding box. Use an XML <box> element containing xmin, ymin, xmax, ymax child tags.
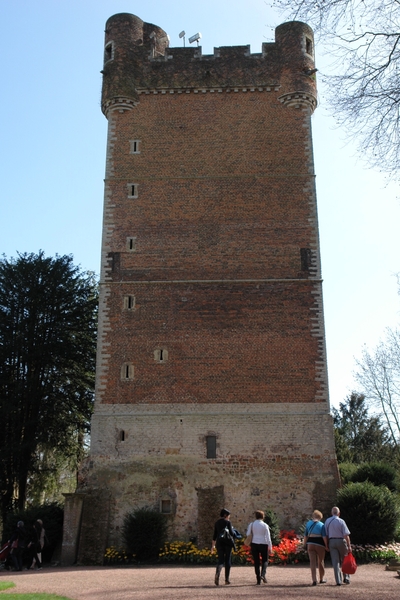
<box><xmin>342</xmin><ymin>552</ymin><xmax>357</xmax><ymax>575</ymax></box>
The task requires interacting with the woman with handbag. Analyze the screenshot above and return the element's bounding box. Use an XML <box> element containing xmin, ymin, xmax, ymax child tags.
<box><xmin>246</xmin><ymin>510</ymin><xmax>272</xmax><ymax>585</ymax></box>
<box><xmin>303</xmin><ymin>510</ymin><xmax>329</xmax><ymax>586</ymax></box>
<box><xmin>211</xmin><ymin>508</ymin><xmax>236</xmax><ymax>586</ymax></box>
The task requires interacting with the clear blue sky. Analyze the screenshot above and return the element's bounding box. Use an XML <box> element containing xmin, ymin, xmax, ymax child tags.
<box><xmin>1</xmin><ymin>0</ymin><xmax>399</xmax><ymax>409</ymax></box>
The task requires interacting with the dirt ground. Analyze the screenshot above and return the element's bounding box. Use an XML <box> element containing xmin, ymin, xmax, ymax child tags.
<box><xmin>1</xmin><ymin>563</ymin><xmax>399</xmax><ymax>599</ymax></box>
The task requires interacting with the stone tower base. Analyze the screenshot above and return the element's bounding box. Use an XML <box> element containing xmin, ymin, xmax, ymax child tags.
<box><xmin>63</xmin><ymin>402</ymin><xmax>339</xmax><ymax>564</ymax></box>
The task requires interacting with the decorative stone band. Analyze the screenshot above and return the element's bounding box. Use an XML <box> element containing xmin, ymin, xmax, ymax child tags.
<box><xmin>102</xmin><ymin>97</ymin><xmax>138</xmax><ymax>117</ymax></box>
<box><xmin>278</xmin><ymin>91</ymin><xmax>317</xmax><ymax>112</ymax></box>
<box><xmin>102</xmin><ymin>88</ymin><xmax>317</xmax><ymax>116</ymax></box>
<box><xmin>136</xmin><ymin>86</ymin><xmax>281</xmax><ymax>95</ymax></box>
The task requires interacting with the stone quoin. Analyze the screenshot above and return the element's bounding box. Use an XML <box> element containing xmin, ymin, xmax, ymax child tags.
<box><xmin>61</xmin><ymin>12</ymin><xmax>340</xmax><ymax>566</ymax></box>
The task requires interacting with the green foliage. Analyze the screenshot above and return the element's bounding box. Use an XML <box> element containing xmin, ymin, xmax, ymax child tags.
<box><xmin>2</xmin><ymin>503</ymin><xmax>64</xmax><ymax>562</ymax></box>
<box><xmin>334</xmin><ymin>428</ymin><xmax>352</xmax><ymax>464</ymax></box>
<box><xmin>122</xmin><ymin>507</ymin><xmax>168</xmax><ymax>561</ymax></box>
<box><xmin>0</xmin><ymin>252</ymin><xmax>98</xmax><ymax>519</ymax></box>
<box><xmin>339</xmin><ymin>462</ymin><xmax>359</xmax><ymax>484</ymax></box>
<box><xmin>333</xmin><ymin>393</ymin><xmax>397</xmax><ymax>464</ymax></box>
<box><xmin>337</xmin><ymin>482</ymin><xmax>400</xmax><ymax>545</ymax></box>
<box><xmin>350</xmin><ymin>462</ymin><xmax>400</xmax><ymax>492</ymax></box>
<box><xmin>263</xmin><ymin>508</ymin><xmax>280</xmax><ymax>546</ymax></box>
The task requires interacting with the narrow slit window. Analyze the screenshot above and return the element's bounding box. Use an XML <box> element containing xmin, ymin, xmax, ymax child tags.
<box><xmin>130</xmin><ymin>140</ymin><xmax>141</xmax><ymax>154</ymax></box>
<box><xmin>127</xmin><ymin>237</ymin><xmax>136</xmax><ymax>252</ymax></box>
<box><xmin>305</xmin><ymin>37</ymin><xmax>313</xmax><ymax>56</ymax></box>
<box><xmin>127</xmin><ymin>183</ymin><xmax>138</xmax><ymax>198</ymax></box>
<box><xmin>104</xmin><ymin>42</ymin><xmax>113</xmax><ymax>63</ymax></box>
<box><xmin>121</xmin><ymin>363</ymin><xmax>134</xmax><ymax>380</ymax></box>
<box><xmin>120</xmin><ymin>430</ymin><xmax>125</xmax><ymax>442</ymax></box>
<box><xmin>124</xmin><ymin>295</ymin><xmax>136</xmax><ymax>310</ymax></box>
<box><xmin>206</xmin><ymin>435</ymin><xmax>217</xmax><ymax>459</ymax></box>
<box><xmin>154</xmin><ymin>348</ymin><xmax>168</xmax><ymax>362</ymax></box>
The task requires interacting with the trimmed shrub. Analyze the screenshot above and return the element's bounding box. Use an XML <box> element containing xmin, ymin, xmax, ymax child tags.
<box><xmin>350</xmin><ymin>462</ymin><xmax>399</xmax><ymax>492</ymax></box>
<box><xmin>264</xmin><ymin>509</ymin><xmax>280</xmax><ymax>546</ymax></box>
<box><xmin>339</xmin><ymin>462</ymin><xmax>359</xmax><ymax>484</ymax></box>
<box><xmin>337</xmin><ymin>482</ymin><xmax>399</xmax><ymax>544</ymax></box>
<box><xmin>122</xmin><ymin>507</ymin><xmax>168</xmax><ymax>561</ymax></box>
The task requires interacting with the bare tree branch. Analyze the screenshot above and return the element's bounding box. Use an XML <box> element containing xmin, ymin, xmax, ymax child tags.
<box><xmin>272</xmin><ymin>0</ymin><xmax>400</xmax><ymax>174</ymax></box>
<box><xmin>355</xmin><ymin>330</ymin><xmax>400</xmax><ymax>445</ymax></box>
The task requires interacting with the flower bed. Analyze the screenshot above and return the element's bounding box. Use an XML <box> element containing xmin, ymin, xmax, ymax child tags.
<box><xmin>104</xmin><ymin>533</ymin><xmax>400</xmax><ymax>566</ymax></box>
<box><xmin>269</xmin><ymin>530</ymin><xmax>308</xmax><ymax>564</ymax></box>
<box><xmin>104</xmin><ymin>546</ymin><xmax>130</xmax><ymax>565</ymax></box>
<box><xmin>351</xmin><ymin>542</ymin><xmax>400</xmax><ymax>564</ymax></box>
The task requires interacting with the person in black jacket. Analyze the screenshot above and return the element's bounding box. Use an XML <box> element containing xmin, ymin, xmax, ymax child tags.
<box><xmin>211</xmin><ymin>508</ymin><xmax>236</xmax><ymax>586</ymax></box>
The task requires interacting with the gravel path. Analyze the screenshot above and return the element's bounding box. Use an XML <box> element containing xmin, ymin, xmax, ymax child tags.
<box><xmin>1</xmin><ymin>563</ymin><xmax>399</xmax><ymax>599</ymax></box>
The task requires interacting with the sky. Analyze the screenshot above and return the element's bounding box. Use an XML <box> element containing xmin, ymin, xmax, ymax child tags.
<box><xmin>1</xmin><ymin>0</ymin><xmax>399</xmax><ymax>410</ymax></box>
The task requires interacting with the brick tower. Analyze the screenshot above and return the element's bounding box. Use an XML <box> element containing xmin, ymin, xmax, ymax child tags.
<box><xmin>62</xmin><ymin>13</ymin><xmax>339</xmax><ymax>565</ymax></box>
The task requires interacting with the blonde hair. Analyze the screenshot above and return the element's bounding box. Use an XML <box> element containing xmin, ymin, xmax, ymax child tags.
<box><xmin>255</xmin><ymin>510</ymin><xmax>264</xmax><ymax>520</ymax></box>
<box><xmin>312</xmin><ymin>510</ymin><xmax>323</xmax><ymax>520</ymax></box>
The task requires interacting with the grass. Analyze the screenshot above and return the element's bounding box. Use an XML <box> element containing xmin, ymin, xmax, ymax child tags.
<box><xmin>0</xmin><ymin>595</ymin><xmax>72</xmax><ymax>600</ymax></box>
<box><xmin>0</xmin><ymin>581</ymin><xmax>15</xmax><ymax>591</ymax></box>
<box><xmin>0</xmin><ymin>585</ymin><xmax>71</xmax><ymax>599</ymax></box>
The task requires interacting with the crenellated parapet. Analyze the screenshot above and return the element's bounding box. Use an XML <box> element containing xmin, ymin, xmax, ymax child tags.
<box><xmin>101</xmin><ymin>13</ymin><xmax>317</xmax><ymax>116</ymax></box>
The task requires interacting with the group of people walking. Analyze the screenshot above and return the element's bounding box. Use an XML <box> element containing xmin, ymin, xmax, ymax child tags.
<box><xmin>212</xmin><ymin>506</ymin><xmax>351</xmax><ymax>587</ymax></box>
<box><xmin>8</xmin><ymin>518</ymin><xmax>46</xmax><ymax>571</ymax></box>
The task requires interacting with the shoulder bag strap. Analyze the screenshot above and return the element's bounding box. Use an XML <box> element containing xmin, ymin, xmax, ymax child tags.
<box><xmin>307</xmin><ymin>521</ymin><xmax>318</xmax><ymax>536</ymax></box>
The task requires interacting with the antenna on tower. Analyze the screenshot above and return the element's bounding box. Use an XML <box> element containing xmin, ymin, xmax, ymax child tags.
<box><xmin>189</xmin><ymin>32</ymin><xmax>202</xmax><ymax>46</ymax></box>
<box><xmin>179</xmin><ymin>30</ymin><xmax>186</xmax><ymax>47</ymax></box>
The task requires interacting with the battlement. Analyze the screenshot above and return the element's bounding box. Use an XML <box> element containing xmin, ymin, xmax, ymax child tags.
<box><xmin>101</xmin><ymin>13</ymin><xmax>317</xmax><ymax>116</ymax></box>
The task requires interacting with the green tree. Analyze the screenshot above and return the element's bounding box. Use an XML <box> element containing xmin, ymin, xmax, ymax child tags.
<box><xmin>333</xmin><ymin>393</ymin><xmax>397</xmax><ymax>463</ymax></box>
<box><xmin>272</xmin><ymin>0</ymin><xmax>400</xmax><ymax>175</ymax></box>
<box><xmin>0</xmin><ymin>252</ymin><xmax>98</xmax><ymax>522</ymax></box>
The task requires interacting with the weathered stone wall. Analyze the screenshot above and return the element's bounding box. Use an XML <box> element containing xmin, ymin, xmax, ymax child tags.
<box><xmin>197</xmin><ymin>486</ymin><xmax>225</xmax><ymax>548</ymax></box>
<box><xmin>61</xmin><ymin>493</ymin><xmax>84</xmax><ymax>566</ymax></box>
<box><xmin>79</xmin><ymin>403</ymin><xmax>338</xmax><ymax>549</ymax></box>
